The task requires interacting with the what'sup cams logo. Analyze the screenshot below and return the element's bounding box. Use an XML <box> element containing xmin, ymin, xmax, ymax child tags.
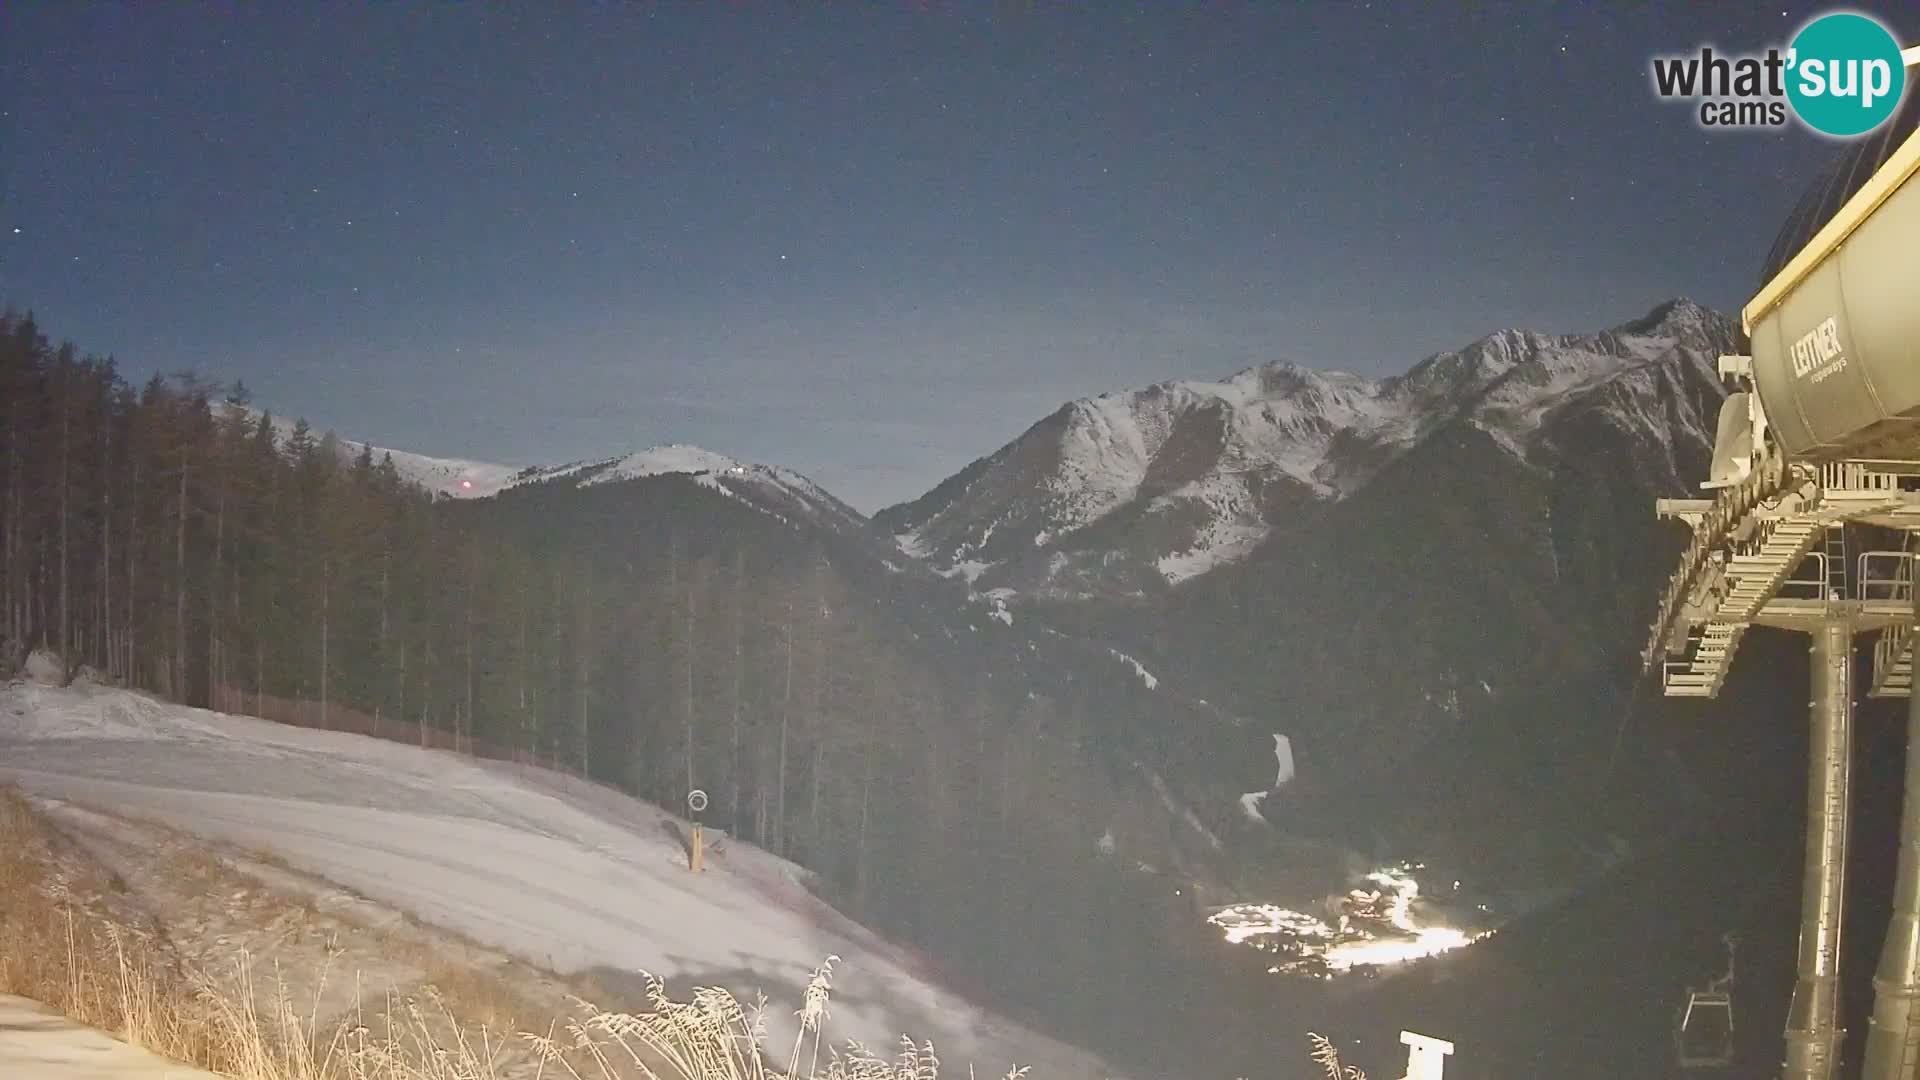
<box><xmin>1651</xmin><ymin>11</ymin><xmax>1914</xmax><ymax>137</ymax></box>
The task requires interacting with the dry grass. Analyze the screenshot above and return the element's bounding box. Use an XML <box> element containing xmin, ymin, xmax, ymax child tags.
<box><xmin>519</xmin><ymin>960</ymin><xmax>1025</xmax><ymax>1080</ymax></box>
<box><xmin>1305</xmin><ymin>1033</ymin><xmax>1366</xmax><ymax>1080</ymax></box>
<box><xmin>0</xmin><ymin>786</ymin><xmax>1006</xmax><ymax>1080</ymax></box>
<box><xmin>0</xmin><ymin>786</ymin><xmax>213</xmax><ymax>1065</ymax></box>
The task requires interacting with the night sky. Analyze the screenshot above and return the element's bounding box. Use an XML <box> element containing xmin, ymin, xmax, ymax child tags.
<box><xmin>2</xmin><ymin>3</ymin><xmax>1914</xmax><ymax>510</ymax></box>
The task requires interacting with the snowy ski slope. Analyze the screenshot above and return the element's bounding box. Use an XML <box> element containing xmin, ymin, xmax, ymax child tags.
<box><xmin>0</xmin><ymin>678</ymin><xmax>1116</xmax><ymax>1080</ymax></box>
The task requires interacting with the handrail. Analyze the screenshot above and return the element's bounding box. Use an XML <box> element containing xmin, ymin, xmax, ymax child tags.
<box><xmin>1859</xmin><ymin>551</ymin><xmax>1917</xmax><ymax>601</ymax></box>
<box><xmin>1868</xmin><ymin>532</ymin><xmax>1918</xmax><ymax>696</ymax></box>
<box><xmin>1823</xmin><ymin>461</ymin><xmax>1903</xmax><ymax>493</ymax></box>
<box><xmin>1778</xmin><ymin>554</ymin><xmax>1829</xmax><ymax>599</ymax></box>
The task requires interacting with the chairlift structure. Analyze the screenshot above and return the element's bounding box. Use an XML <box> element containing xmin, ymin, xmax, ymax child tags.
<box><xmin>1644</xmin><ymin>86</ymin><xmax>1920</xmax><ymax>1080</ymax></box>
<box><xmin>1677</xmin><ymin>935</ymin><xmax>1739</xmax><ymax>1070</ymax></box>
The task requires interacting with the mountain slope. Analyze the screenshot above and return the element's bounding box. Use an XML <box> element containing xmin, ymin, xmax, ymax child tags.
<box><xmin>990</xmin><ymin>299</ymin><xmax>1742</xmax><ymax>886</ymax></box>
<box><xmin>876</xmin><ymin>298</ymin><xmax>1732</xmax><ymax>598</ymax></box>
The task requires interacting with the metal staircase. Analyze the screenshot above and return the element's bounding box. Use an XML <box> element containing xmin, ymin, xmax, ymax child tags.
<box><xmin>1718</xmin><ymin>519</ymin><xmax>1827</xmax><ymax>621</ymax></box>
<box><xmin>1664</xmin><ymin>520</ymin><xmax>1826</xmax><ymax>697</ymax></box>
<box><xmin>1644</xmin><ymin>451</ymin><xmax>1795</xmax><ymax>671</ymax></box>
<box><xmin>1654</xmin><ymin>459</ymin><xmax>1915</xmax><ymax>699</ymax></box>
<box><xmin>1665</xmin><ymin>622</ymin><xmax>1746</xmax><ymax>698</ymax></box>
<box><xmin>1870</xmin><ymin>533</ymin><xmax>1920</xmax><ymax>698</ymax></box>
<box><xmin>1874</xmin><ymin>627</ymin><xmax>1913</xmax><ymax>698</ymax></box>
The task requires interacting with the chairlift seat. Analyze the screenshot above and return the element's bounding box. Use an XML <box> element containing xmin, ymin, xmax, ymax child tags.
<box><xmin>1676</xmin><ymin>990</ymin><xmax>1735</xmax><ymax>1070</ymax></box>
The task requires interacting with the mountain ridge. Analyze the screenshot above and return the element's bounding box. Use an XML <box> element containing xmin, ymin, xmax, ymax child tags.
<box><xmin>261</xmin><ymin>295</ymin><xmax>1728</xmax><ymax>597</ymax></box>
<box><xmin>874</xmin><ymin>297</ymin><xmax>1732</xmax><ymax>596</ymax></box>
<box><xmin>247</xmin><ymin>404</ymin><xmax>869</xmax><ymax>536</ymax></box>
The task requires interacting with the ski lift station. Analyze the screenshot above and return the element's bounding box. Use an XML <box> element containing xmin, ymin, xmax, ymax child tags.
<box><xmin>1645</xmin><ymin>89</ymin><xmax>1920</xmax><ymax>1080</ymax></box>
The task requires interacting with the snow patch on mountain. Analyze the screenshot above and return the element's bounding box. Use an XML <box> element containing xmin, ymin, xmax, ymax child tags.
<box><xmin>1148</xmin><ymin>474</ymin><xmax>1273</xmax><ymax>584</ymax></box>
<box><xmin>1143</xmin><ymin>769</ymin><xmax>1222</xmax><ymax>851</ymax></box>
<box><xmin>1109</xmin><ymin>649</ymin><xmax>1159</xmax><ymax>690</ymax></box>
<box><xmin>1236</xmin><ymin>736</ymin><xmax>1296</xmax><ymax>826</ymax></box>
<box><xmin>1270</xmin><ymin>733</ymin><xmax>1296</xmax><ymax>786</ymax></box>
<box><xmin>1156</xmin><ymin>523</ymin><xmax>1270</xmax><ymax>586</ymax></box>
<box><xmin>579</xmin><ymin>444</ymin><xmax>748</xmax><ymax>484</ymax></box>
<box><xmin>986</xmin><ymin>595</ymin><xmax>1014</xmax><ymax>626</ymax></box>
<box><xmin>937</xmin><ymin>559</ymin><xmax>998</xmax><ymax>585</ymax></box>
<box><xmin>379</xmin><ymin>450</ymin><xmax>526</xmax><ymax>497</ymax></box>
<box><xmin>245</xmin><ymin>408</ymin><xmax>526</xmax><ymax>499</ymax></box>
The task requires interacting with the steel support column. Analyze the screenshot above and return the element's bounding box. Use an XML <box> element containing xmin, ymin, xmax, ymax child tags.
<box><xmin>1784</xmin><ymin>620</ymin><xmax>1854</xmax><ymax>1080</ymax></box>
<box><xmin>1866</xmin><ymin>604</ymin><xmax>1920</xmax><ymax>1079</ymax></box>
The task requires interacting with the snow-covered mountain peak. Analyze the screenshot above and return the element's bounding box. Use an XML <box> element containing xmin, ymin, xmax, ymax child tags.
<box><xmin>1620</xmin><ymin>295</ymin><xmax>1719</xmax><ymax>337</ymax></box>
<box><xmin>527</xmin><ymin>443</ymin><xmax>800</xmax><ymax>494</ymax></box>
<box><xmin>242</xmin><ymin>405</ymin><xmax>863</xmax><ymax>534</ymax></box>
<box><xmin>517</xmin><ymin>445</ymin><xmax>867</xmax><ymax>533</ymax></box>
<box><xmin>569</xmin><ymin>444</ymin><xmax>749</xmax><ymax>485</ymax></box>
<box><xmin>878</xmin><ymin>299</ymin><xmax>1737</xmax><ymax>595</ymax></box>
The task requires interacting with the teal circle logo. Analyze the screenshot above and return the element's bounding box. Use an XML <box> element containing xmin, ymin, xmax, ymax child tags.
<box><xmin>1786</xmin><ymin>13</ymin><xmax>1906</xmax><ymax>137</ymax></box>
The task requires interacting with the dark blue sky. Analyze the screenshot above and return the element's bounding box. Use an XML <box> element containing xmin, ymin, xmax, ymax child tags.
<box><xmin>1</xmin><ymin>3</ymin><xmax>1912</xmax><ymax>510</ymax></box>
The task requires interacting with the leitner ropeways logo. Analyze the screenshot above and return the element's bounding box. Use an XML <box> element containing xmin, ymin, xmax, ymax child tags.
<box><xmin>1651</xmin><ymin>11</ymin><xmax>1912</xmax><ymax>137</ymax></box>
